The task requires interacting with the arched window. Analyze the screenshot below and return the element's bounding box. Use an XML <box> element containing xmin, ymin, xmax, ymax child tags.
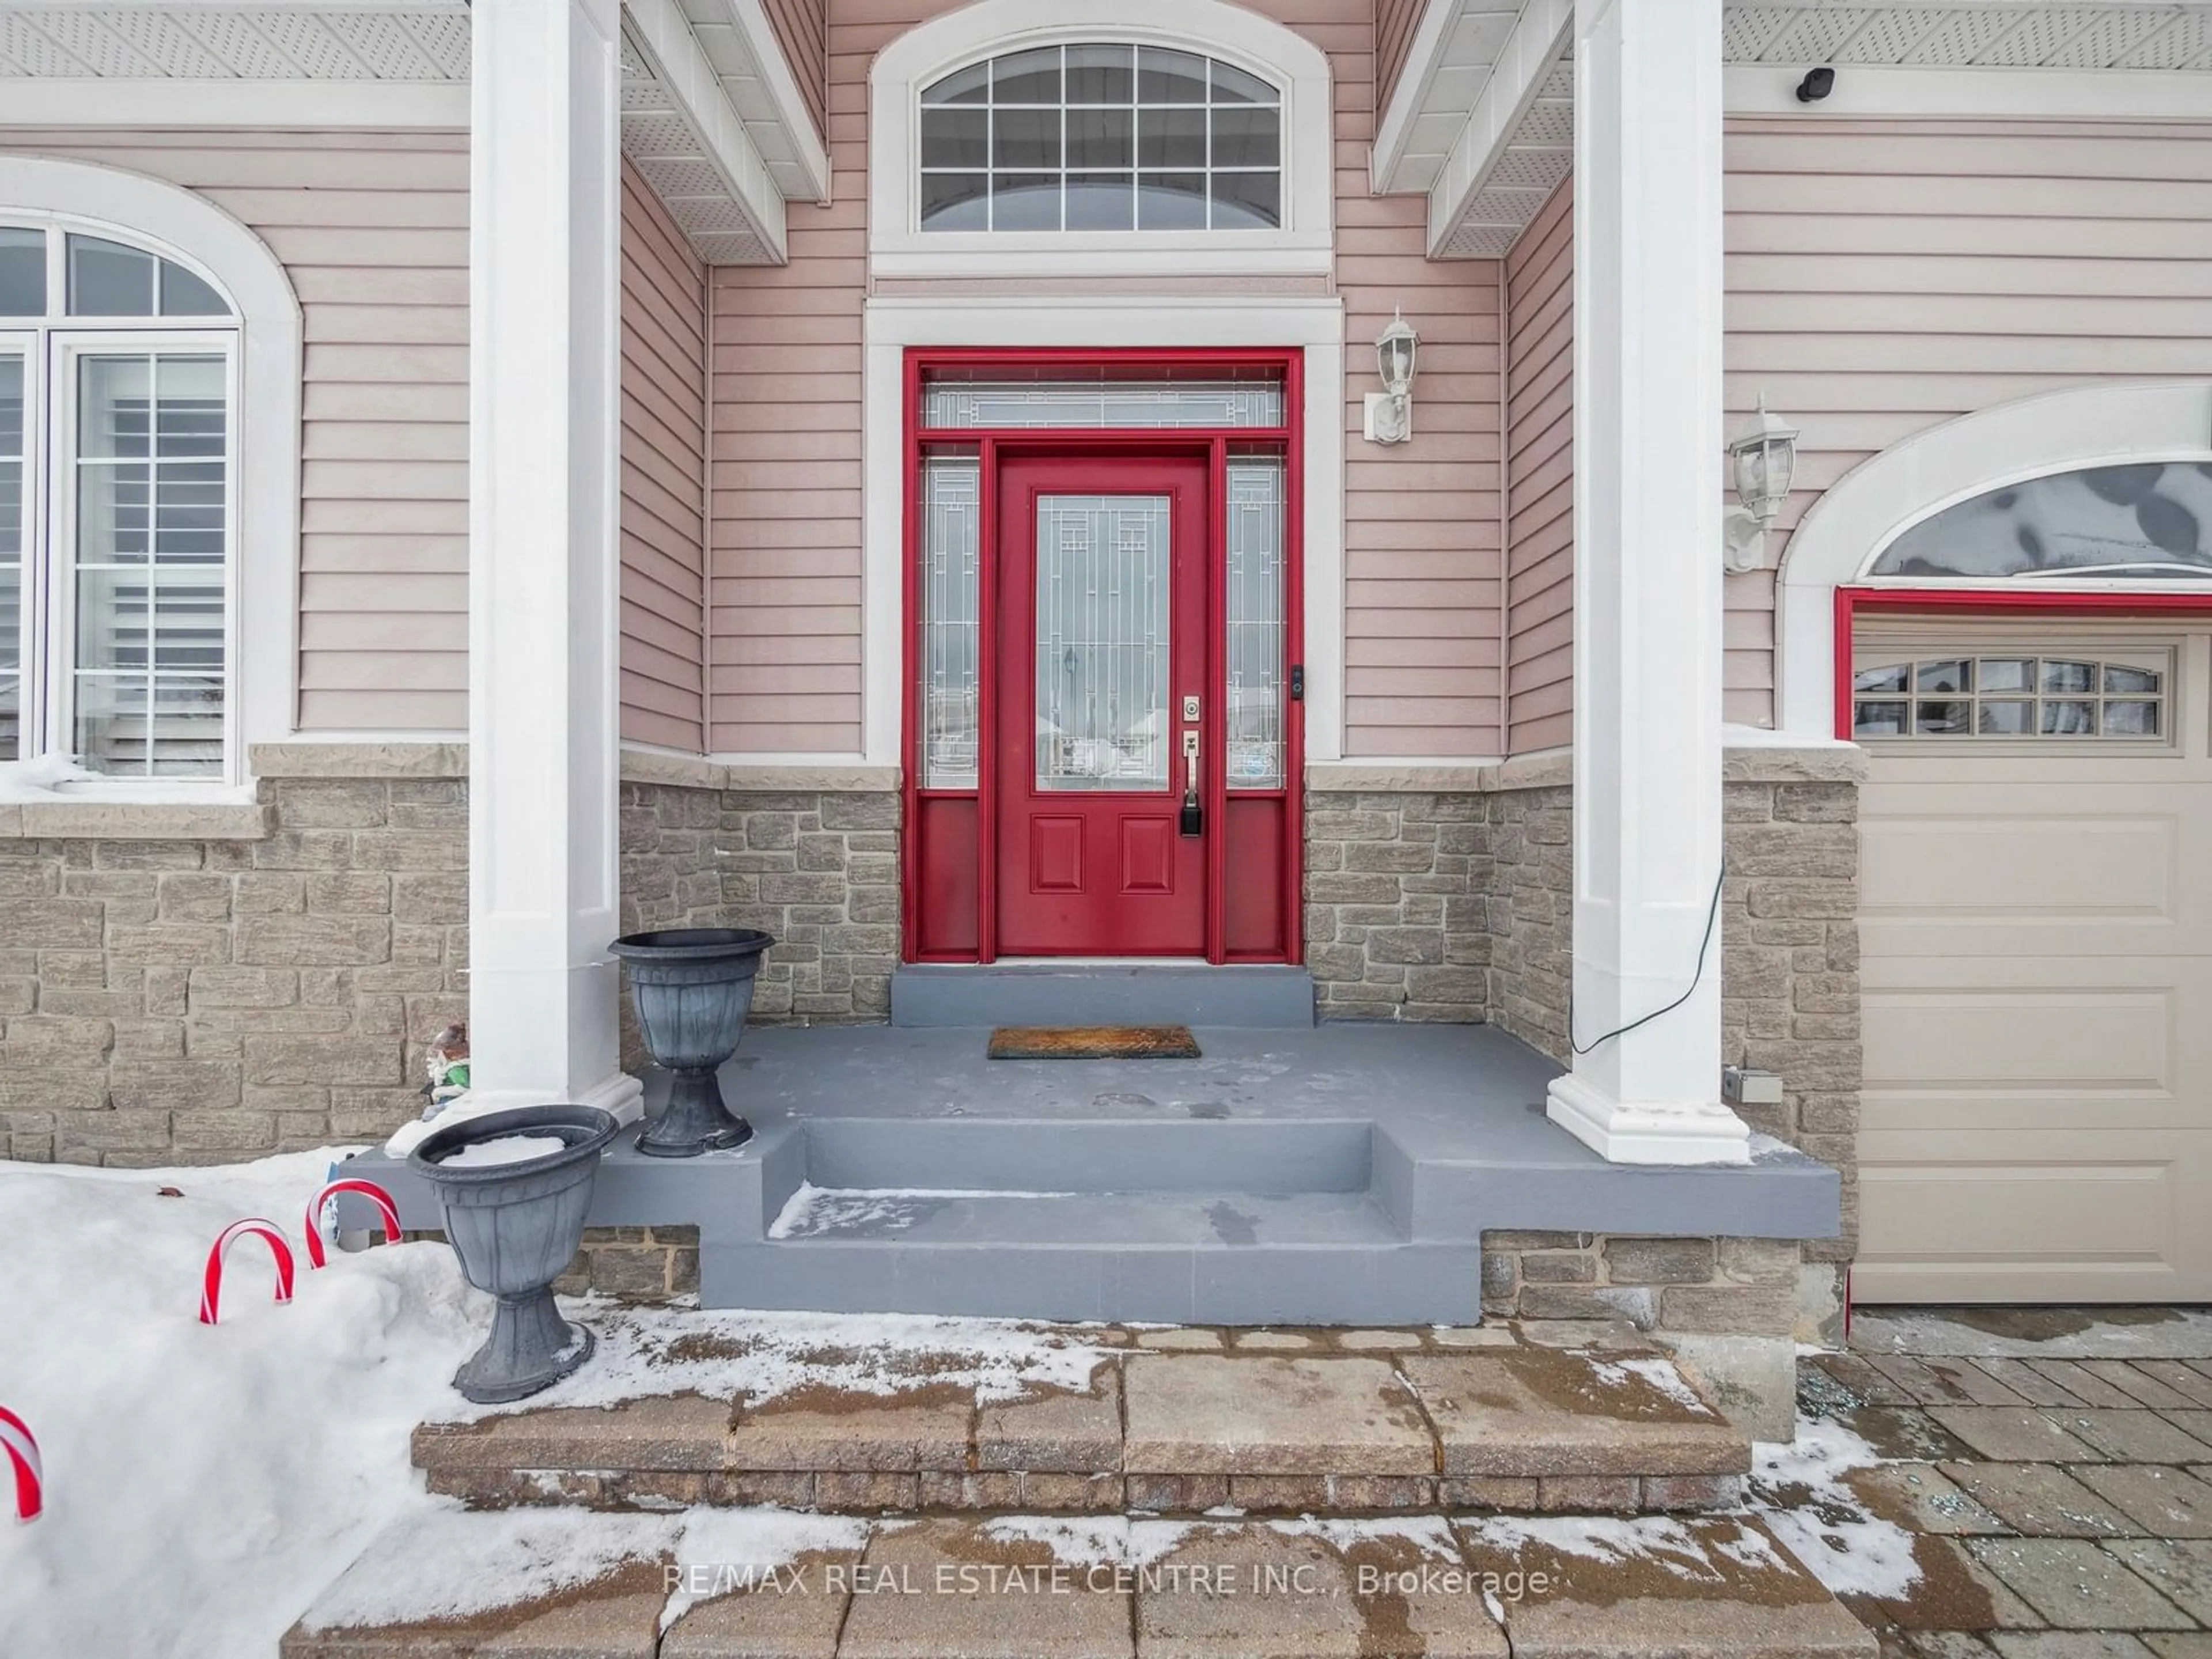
<box><xmin>917</xmin><ymin>44</ymin><xmax>1283</xmax><ymax>233</ymax></box>
<box><xmin>1</xmin><ymin>220</ymin><xmax>238</xmax><ymax>778</ymax></box>
<box><xmin>1869</xmin><ymin>462</ymin><xmax>2212</xmax><ymax>581</ymax></box>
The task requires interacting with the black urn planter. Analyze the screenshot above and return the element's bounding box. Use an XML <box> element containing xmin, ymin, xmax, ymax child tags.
<box><xmin>609</xmin><ymin>927</ymin><xmax>774</xmax><ymax>1158</ymax></box>
<box><xmin>408</xmin><ymin>1105</ymin><xmax>620</xmax><ymax>1404</ymax></box>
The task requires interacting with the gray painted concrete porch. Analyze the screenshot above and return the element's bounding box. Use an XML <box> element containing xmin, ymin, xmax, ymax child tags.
<box><xmin>343</xmin><ymin>1022</ymin><xmax>1840</xmax><ymax>1325</ymax></box>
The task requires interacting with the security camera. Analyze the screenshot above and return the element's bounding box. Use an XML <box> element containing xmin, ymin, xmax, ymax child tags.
<box><xmin>1796</xmin><ymin>67</ymin><xmax>1835</xmax><ymax>102</ymax></box>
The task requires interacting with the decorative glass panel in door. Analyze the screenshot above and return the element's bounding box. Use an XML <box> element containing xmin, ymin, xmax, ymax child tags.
<box><xmin>1033</xmin><ymin>494</ymin><xmax>1170</xmax><ymax>790</ymax></box>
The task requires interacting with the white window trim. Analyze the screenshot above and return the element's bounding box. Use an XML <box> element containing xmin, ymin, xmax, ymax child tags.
<box><xmin>0</xmin><ymin>158</ymin><xmax>301</xmax><ymax>790</ymax></box>
<box><xmin>868</xmin><ymin>0</ymin><xmax>1334</xmax><ymax>281</ymax></box>
<box><xmin>1775</xmin><ymin>378</ymin><xmax>2212</xmax><ymax>740</ymax></box>
<box><xmin>861</xmin><ymin>294</ymin><xmax>1347</xmax><ymax>768</ymax></box>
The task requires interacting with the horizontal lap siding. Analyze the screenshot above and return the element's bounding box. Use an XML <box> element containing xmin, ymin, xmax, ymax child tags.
<box><xmin>1726</xmin><ymin>117</ymin><xmax>2212</xmax><ymax>728</ymax></box>
<box><xmin>1327</xmin><ymin>0</ymin><xmax>1505</xmax><ymax>759</ymax></box>
<box><xmin>621</xmin><ymin>160</ymin><xmax>710</xmax><ymax>753</ymax></box>
<box><xmin>767</xmin><ymin>0</ymin><xmax>831</xmax><ymax>143</ymax></box>
<box><xmin>1504</xmin><ymin>176</ymin><xmax>1571</xmax><ymax>756</ymax></box>
<box><xmin>708</xmin><ymin>2</ymin><xmax>1502</xmax><ymax>757</ymax></box>
<box><xmin>1376</xmin><ymin>0</ymin><xmax>1426</xmax><ymax>123</ymax></box>
<box><xmin>0</xmin><ymin>127</ymin><xmax>469</xmax><ymax>733</ymax></box>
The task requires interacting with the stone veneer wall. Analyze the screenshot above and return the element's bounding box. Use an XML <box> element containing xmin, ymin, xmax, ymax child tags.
<box><xmin>0</xmin><ymin>745</ymin><xmax>469</xmax><ymax>1166</ymax></box>
<box><xmin>618</xmin><ymin>757</ymin><xmax>902</xmax><ymax>1028</ymax></box>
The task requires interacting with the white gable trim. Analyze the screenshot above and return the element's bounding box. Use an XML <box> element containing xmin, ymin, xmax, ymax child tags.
<box><xmin>0</xmin><ymin>155</ymin><xmax>301</xmax><ymax>772</ymax></box>
<box><xmin>1775</xmin><ymin>380</ymin><xmax>2212</xmax><ymax>738</ymax></box>
<box><xmin>867</xmin><ymin>0</ymin><xmax>1334</xmax><ymax>281</ymax></box>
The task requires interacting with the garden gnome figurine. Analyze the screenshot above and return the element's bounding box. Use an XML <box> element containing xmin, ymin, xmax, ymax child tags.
<box><xmin>422</xmin><ymin>1022</ymin><xmax>471</xmax><ymax>1120</ymax></box>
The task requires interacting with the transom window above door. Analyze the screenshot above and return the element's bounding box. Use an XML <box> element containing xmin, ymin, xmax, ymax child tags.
<box><xmin>0</xmin><ymin>220</ymin><xmax>237</xmax><ymax>778</ymax></box>
<box><xmin>918</xmin><ymin>44</ymin><xmax>1283</xmax><ymax>233</ymax></box>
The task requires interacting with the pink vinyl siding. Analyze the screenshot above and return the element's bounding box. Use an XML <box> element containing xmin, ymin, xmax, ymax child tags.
<box><xmin>706</xmin><ymin>0</ymin><xmax>1506</xmax><ymax>758</ymax></box>
<box><xmin>0</xmin><ymin>127</ymin><xmax>469</xmax><ymax>733</ymax></box>
<box><xmin>620</xmin><ymin>160</ymin><xmax>710</xmax><ymax>753</ymax></box>
<box><xmin>767</xmin><ymin>0</ymin><xmax>830</xmax><ymax>143</ymax></box>
<box><xmin>1503</xmin><ymin>176</ymin><xmax>1571</xmax><ymax>756</ymax></box>
<box><xmin>1726</xmin><ymin>117</ymin><xmax>2212</xmax><ymax>727</ymax></box>
<box><xmin>1376</xmin><ymin>0</ymin><xmax>1427</xmax><ymax>124</ymax></box>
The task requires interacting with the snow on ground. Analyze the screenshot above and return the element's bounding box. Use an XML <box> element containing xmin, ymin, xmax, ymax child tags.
<box><xmin>0</xmin><ymin>1149</ymin><xmax>1118</xmax><ymax>1656</ymax></box>
<box><xmin>1749</xmin><ymin>1412</ymin><xmax>1924</xmax><ymax>1601</ymax></box>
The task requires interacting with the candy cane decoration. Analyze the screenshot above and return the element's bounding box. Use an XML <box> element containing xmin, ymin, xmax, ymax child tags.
<box><xmin>198</xmin><ymin>1219</ymin><xmax>297</xmax><ymax>1325</ymax></box>
<box><xmin>303</xmin><ymin>1179</ymin><xmax>403</xmax><ymax>1269</ymax></box>
<box><xmin>0</xmin><ymin>1407</ymin><xmax>40</xmax><ymax>1523</ymax></box>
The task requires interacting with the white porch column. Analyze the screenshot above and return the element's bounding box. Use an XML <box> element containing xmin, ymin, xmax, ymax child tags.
<box><xmin>465</xmin><ymin>0</ymin><xmax>643</xmax><ymax>1123</ymax></box>
<box><xmin>1544</xmin><ymin>0</ymin><xmax>1749</xmax><ymax>1164</ymax></box>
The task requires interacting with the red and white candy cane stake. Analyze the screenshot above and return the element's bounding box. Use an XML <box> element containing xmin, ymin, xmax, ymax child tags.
<box><xmin>0</xmin><ymin>1406</ymin><xmax>42</xmax><ymax>1523</ymax></box>
<box><xmin>303</xmin><ymin>1179</ymin><xmax>403</xmax><ymax>1269</ymax></box>
<box><xmin>198</xmin><ymin>1218</ymin><xmax>297</xmax><ymax>1325</ymax></box>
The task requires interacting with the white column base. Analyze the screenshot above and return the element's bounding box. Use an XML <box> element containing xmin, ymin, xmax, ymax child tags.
<box><xmin>1546</xmin><ymin>1073</ymin><xmax>1752</xmax><ymax>1166</ymax></box>
<box><xmin>461</xmin><ymin>1069</ymin><xmax>646</xmax><ymax>1126</ymax></box>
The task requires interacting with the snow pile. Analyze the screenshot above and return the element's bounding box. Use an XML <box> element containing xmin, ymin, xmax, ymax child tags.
<box><xmin>1749</xmin><ymin>1415</ymin><xmax>1924</xmax><ymax>1600</ymax></box>
<box><xmin>0</xmin><ymin>753</ymin><xmax>101</xmax><ymax>800</ymax></box>
<box><xmin>768</xmin><ymin>1181</ymin><xmax>1080</xmax><ymax>1240</ymax></box>
<box><xmin>1464</xmin><ymin>1514</ymin><xmax>1782</xmax><ymax>1580</ymax></box>
<box><xmin>1588</xmin><ymin>1355</ymin><xmax>1718</xmax><ymax>1416</ymax></box>
<box><xmin>480</xmin><ymin>1300</ymin><xmax>1116</xmax><ymax>1415</ymax></box>
<box><xmin>0</xmin><ymin>1151</ymin><xmax>486</xmax><ymax>1658</ymax></box>
<box><xmin>433</xmin><ymin>1134</ymin><xmax>571</xmax><ymax>1169</ymax></box>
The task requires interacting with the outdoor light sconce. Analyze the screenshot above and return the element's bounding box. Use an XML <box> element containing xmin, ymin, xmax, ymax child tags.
<box><xmin>1722</xmin><ymin>396</ymin><xmax>1799</xmax><ymax>574</ymax></box>
<box><xmin>1363</xmin><ymin>308</ymin><xmax>1419</xmax><ymax>444</ymax></box>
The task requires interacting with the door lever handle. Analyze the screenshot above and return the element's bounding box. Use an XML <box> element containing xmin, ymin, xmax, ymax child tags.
<box><xmin>1180</xmin><ymin>730</ymin><xmax>1202</xmax><ymax>836</ymax></box>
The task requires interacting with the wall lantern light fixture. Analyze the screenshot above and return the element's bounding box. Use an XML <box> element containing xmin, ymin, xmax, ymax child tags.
<box><xmin>1722</xmin><ymin>395</ymin><xmax>1799</xmax><ymax>574</ymax></box>
<box><xmin>1363</xmin><ymin>308</ymin><xmax>1419</xmax><ymax>444</ymax></box>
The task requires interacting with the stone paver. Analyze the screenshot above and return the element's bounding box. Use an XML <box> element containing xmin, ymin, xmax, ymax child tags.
<box><xmin>1845</xmin><ymin>1463</ymin><xmax>2010</xmax><ymax>1536</ymax></box>
<box><xmin>1461</xmin><ymin>1514</ymin><xmax>1877</xmax><ymax>1659</ymax></box>
<box><xmin>834</xmin><ymin>1520</ymin><xmax>1132</xmax><ymax>1659</ymax></box>
<box><xmin>2145</xmin><ymin>1637</ymin><xmax>2212</xmax><ymax>1659</ymax></box>
<box><xmin>658</xmin><ymin>1547</ymin><xmax>862</xmax><ymax>1659</ymax></box>
<box><xmin>1978</xmin><ymin>1362</ymin><xmax>2098</xmax><ymax>1411</ymax></box>
<box><xmin>2102</xmin><ymin>1540</ymin><xmax>2212</xmax><ymax>1626</ymax></box>
<box><xmin>2051</xmin><ymin>1412</ymin><xmax>2212</xmax><ymax>1467</ymax></box>
<box><xmin>1230</xmin><ymin>1330</ymin><xmax>1315</xmax><ymax>1350</ymax></box>
<box><xmin>2068</xmin><ymin>1467</ymin><xmax>2212</xmax><ymax>1540</ymax></box>
<box><xmin>728</xmin><ymin>1385</ymin><xmax>974</xmax><ymax>1473</ymax></box>
<box><xmin>1122</xmin><ymin>1354</ymin><xmax>1435</xmax><ymax>1475</ymax></box>
<box><xmin>2027</xmin><ymin>1365</ymin><xmax>2155</xmax><ymax>1411</ymax></box>
<box><xmin>2075</xmin><ymin>1367</ymin><xmax>2203</xmax><ymax>1413</ymax></box>
<box><xmin>1940</xmin><ymin>1463</ymin><xmax>2136</xmax><ymax>1539</ymax></box>
<box><xmin>1337</xmin><ymin>1328</ymin><xmax>1420</xmax><ymax>1351</ymax></box>
<box><xmin>976</xmin><ymin>1368</ymin><xmax>1121</xmax><ymax>1473</ymax></box>
<box><xmin>1988</xmin><ymin>1635</ymin><xmax>2161</xmax><ymax>1659</ymax></box>
<box><xmin>1134</xmin><ymin>1520</ymin><xmax>1507</xmax><ymax>1658</ymax></box>
<box><xmin>1841</xmin><ymin>1535</ymin><xmax>2042</xmax><ymax>1632</ymax></box>
<box><xmin>2135</xmin><ymin>1367</ymin><xmax>2212</xmax><ymax>1411</ymax></box>
<box><xmin>1429</xmin><ymin>1325</ymin><xmax>1520</xmax><ymax>1348</ymax></box>
<box><xmin>1134</xmin><ymin>1329</ymin><xmax>1221</xmax><ymax>1351</ymax></box>
<box><xmin>1966</xmin><ymin>1539</ymin><xmax>2194</xmax><ymax>1631</ymax></box>
<box><xmin>1403</xmin><ymin>1346</ymin><xmax>1747</xmax><ymax>1479</ymax></box>
<box><xmin>1933</xmin><ymin>1410</ymin><xmax>2105</xmax><ymax>1464</ymax></box>
<box><xmin>412</xmin><ymin>1392</ymin><xmax>733</xmax><ymax>1475</ymax></box>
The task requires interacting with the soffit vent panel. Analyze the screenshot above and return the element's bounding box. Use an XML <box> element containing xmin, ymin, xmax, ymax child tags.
<box><xmin>1429</xmin><ymin>1</ymin><xmax>2212</xmax><ymax>260</ymax></box>
<box><xmin>619</xmin><ymin>15</ymin><xmax>781</xmax><ymax>267</ymax></box>
<box><xmin>0</xmin><ymin>5</ymin><xmax>470</xmax><ymax>79</ymax></box>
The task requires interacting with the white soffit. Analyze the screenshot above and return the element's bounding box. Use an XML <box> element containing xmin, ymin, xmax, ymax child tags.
<box><xmin>0</xmin><ymin>2</ymin><xmax>468</xmax><ymax>79</ymax></box>
<box><xmin>620</xmin><ymin>0</ymin><xmax>786</xmax><ymax>266</ymax></box>
<box><xmin>679</xmin><ymin>0</ymin><xmax>831</xmax><ymax>205</ymax></box>
<box><xmin>1373</xmin><ymin>1</ymin><xmax>1527</xmax><ymax>194</ymax></box>
<box><xmin>1421</xmin><ymin>1</ymin><xmax>2212</xmax><ymax>260</ymax></box>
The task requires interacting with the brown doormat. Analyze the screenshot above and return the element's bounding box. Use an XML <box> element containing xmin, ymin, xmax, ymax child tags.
<box><xmin>987</xmin><ymin>1025</ymin><xmax>1201</xmax><ymax>1060</ymax></box>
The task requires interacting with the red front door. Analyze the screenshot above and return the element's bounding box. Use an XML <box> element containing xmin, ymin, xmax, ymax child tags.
<box><xmin>994</xmin><ymin>450</ymin><xmax>1210</xmax><ymax>955</ymax></box>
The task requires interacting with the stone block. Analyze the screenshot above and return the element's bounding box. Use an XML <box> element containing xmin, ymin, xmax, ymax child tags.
<box><xmin>977</xmin><ymin>1366</ymin><xmax>1120</xmax><ymax>1472</ymax></box>
<box><xmin>729</xmin><ymin>1387</ymin><xmax>970</xmax><ymax>1473</ymax></box>
<box><xmin>108</xmin><ymin>1060</ymin><xmax>240</xmax><ymax>1113</ymax></box>
<box><xmin>306</xmin><ymin>873</ymin><xmax>393</xmax><ymax>915</ymax></box>
<box><xmin>244</xmin><ymin>1037</ymin><xmax>401</xmax><ymax>1087</ymax></box>
<box><xmin>1604</xmin><ymin>1237</ymin><xmax>1719</xmax><ymax>1286</ymax></box>
<box><xmin>234</xmin><ymin>915</ymin><xmax>391</xmax><ymax>967</ymax></box>
<box><xmin>1122</xmin><ymin>1355</ymin><xmax>1433</xmax><ymax>1476</ymax></box>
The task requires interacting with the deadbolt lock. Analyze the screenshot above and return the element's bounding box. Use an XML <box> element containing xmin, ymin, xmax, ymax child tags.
<box><xmin>1181</xmin><ymin>694</ymin><xmax>1200</xmax><ymax>723</ymax></box>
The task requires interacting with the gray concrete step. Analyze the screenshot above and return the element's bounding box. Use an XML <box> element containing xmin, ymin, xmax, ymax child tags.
<box><xmin>889</xmin><ymin>963</ymin><xmax>1317</xmax><ymax>1028</ymax></box>
<box><xmin>282</xmin><ymin>1509</ymin><xmax>1875</xmax><ymax>1659</ymax></box>
<box><xmin>712</xmin><ymin>1187</ymin><xmax>1480</xmax><ymax>1325</ymax></box>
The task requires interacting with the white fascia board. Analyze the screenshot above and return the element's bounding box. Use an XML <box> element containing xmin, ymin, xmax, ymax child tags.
<box><xmin>1426</xmin><ymin>0</ymin><xmax>1571</xmax><ymax>259</ymax></box>
<box><xmin>0</xmin><ymin>77</ymin><xmax>467</xmax><ymax>126</ymax></box>
<box><xmin>1724</xmin><ymin>65</ymin><xmax>2212</xmax><ymax>121</ymax></box>
<box><xmin>710</xmin><ymin>0</ymin><xmax>832</xmax><ymax>203</ymax></box>
<box><xmin>625</xmin><ymin>0</ymin><xmax>787</xmax><ymax>260</ymax></box>
<box><xmin>1372</xmin><ymin>0</ymin><xmax>1459</xmax><ymax>194</ymax></box>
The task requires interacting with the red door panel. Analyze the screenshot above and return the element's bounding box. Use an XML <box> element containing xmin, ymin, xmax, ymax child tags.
<box><xmin>995</xmin><ymin>452</ymin><xmax>1209</xmax><ymax>956</ymax></box>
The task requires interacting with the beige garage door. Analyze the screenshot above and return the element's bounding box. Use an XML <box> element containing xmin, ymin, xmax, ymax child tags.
<box><xmin>1854</xmin><ymin>618</ymin><xmax>2212</xmax><ymax>1304</ymax></box>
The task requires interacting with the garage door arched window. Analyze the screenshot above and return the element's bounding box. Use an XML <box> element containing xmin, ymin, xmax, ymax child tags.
<box><xmin>1870</xmin><ymin>462</ymin><xmax>2212</xmax><ymax>582</ymax></box>
<box><xmin>918</xmin><ymin>44</ymin><xmax>1282</xmax><ymax>233</ymax></box>
<box><xmin>1</xmin><ymin>220</ymin><xmax>238</xmax><ymax>778</ymax></box>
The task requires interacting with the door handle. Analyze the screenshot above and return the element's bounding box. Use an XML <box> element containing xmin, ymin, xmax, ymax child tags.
<box><xmin>1180</xmin><ymin>730</ymin><xmax>1202</xmax><ymax>836</ymax></box>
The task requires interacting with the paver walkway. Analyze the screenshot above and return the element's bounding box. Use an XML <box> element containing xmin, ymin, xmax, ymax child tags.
<box><xmin>1797</xmin><ymin>1306</ymin><xmax>2212</xmax><ymax>1659</ymax></box>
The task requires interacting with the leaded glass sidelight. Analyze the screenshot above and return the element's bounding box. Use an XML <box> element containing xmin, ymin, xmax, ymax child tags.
<box><xmin>1034</xmin><ymin>494</ymin><xmax>1171</xmax><ymax>790</ymax></box>
<box><xmin>1872</xmin><ymin>463</ymin><xmax>2212</xmax><ymax>580</ymax></box>
<box><xmin>919</xmin><ymin>451</ymin><xmax>982</xmax><ymax>788</ymax></box>
<box><xmin>1226</xmin><ymin>454</ymin><xmax>1285</xmax><ymax>787</ymax></box>
<box><xmin>0</xmin><ymin>352</ymin><xmax>21</xmax><ymax>759</ymax></box>
<box><xmin>918</xmin><ymin>43</ymin><xmax>1283</xmax><ymax>233</ymax></box>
